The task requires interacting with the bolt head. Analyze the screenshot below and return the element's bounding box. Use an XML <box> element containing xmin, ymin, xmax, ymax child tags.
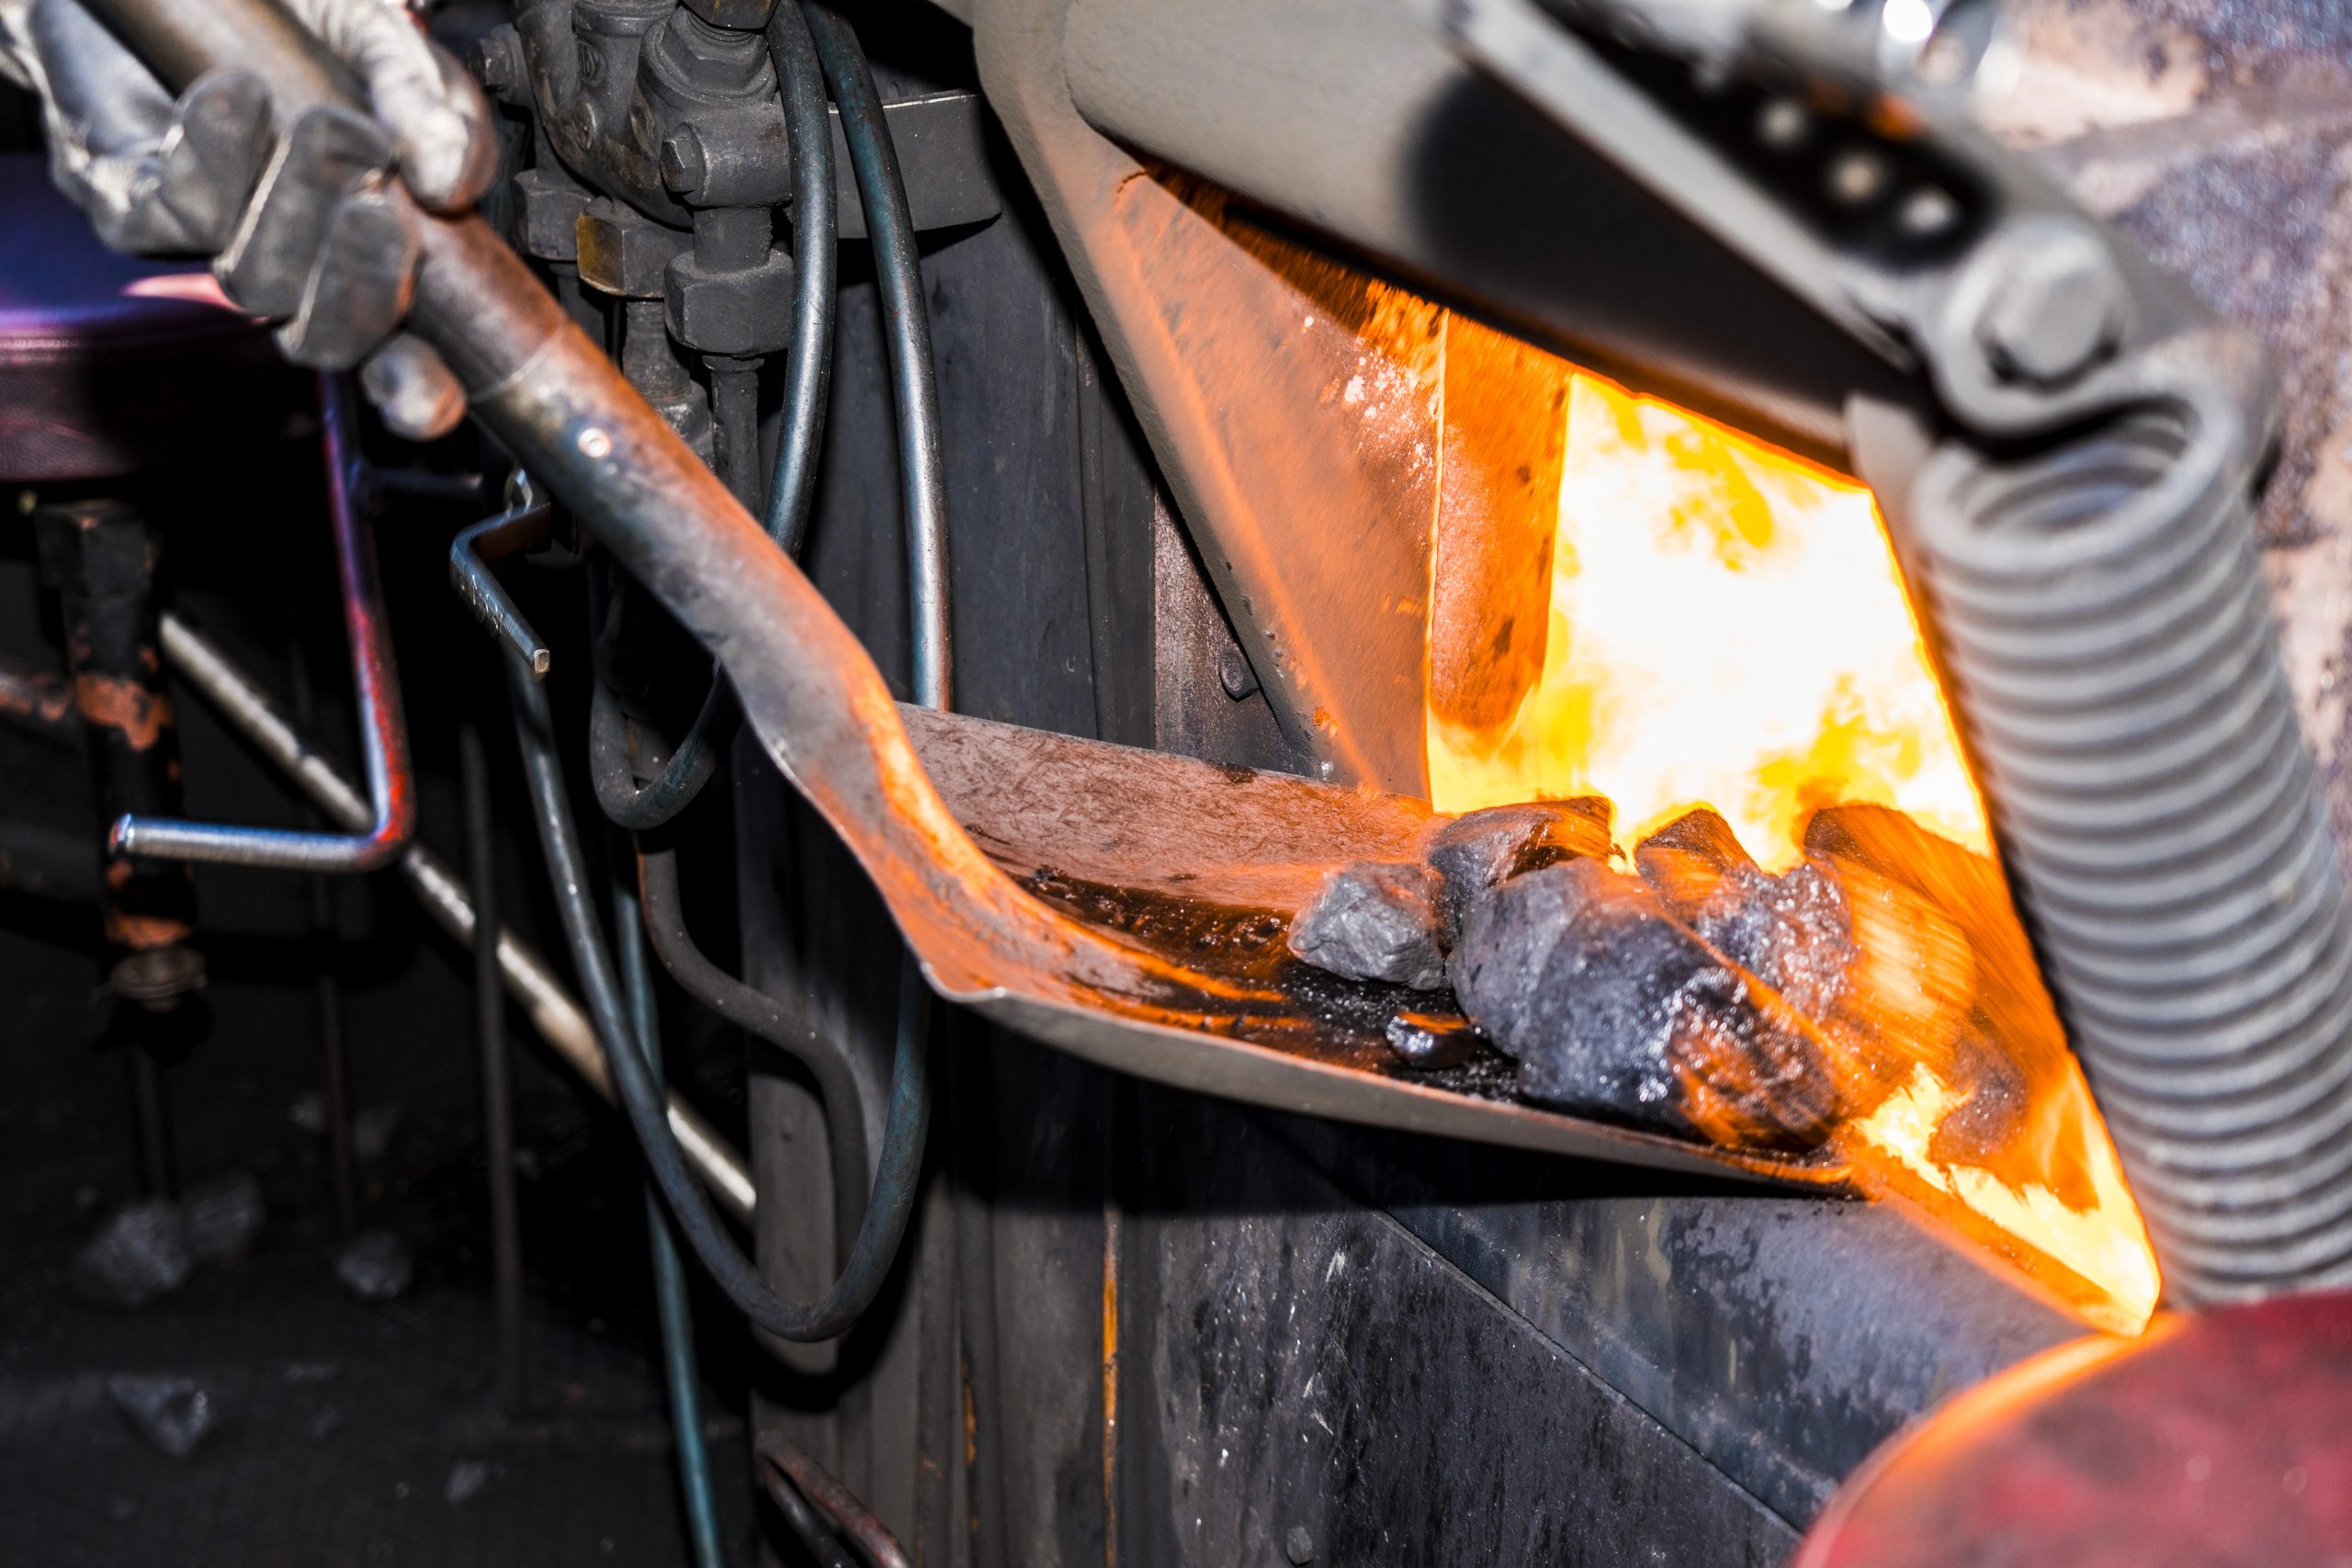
<box><xmin>465</xmin><ymin>26</ymin><xmax>524</xmax><ymax>96</ymax></box>
<box><xmin>1978</xmin><ymin>226</ymin><xmax>2125</xmax><ymax>387</ymax></box>
<box><xmin>662</xmin><ymin>125</ymin><xmax>708</xmax><ymax>198</ymax></box>
<box><xmin>1284</xmin><ymin>1526</ymin><xmax>1316</xmax><ymax>1565</ymax></box>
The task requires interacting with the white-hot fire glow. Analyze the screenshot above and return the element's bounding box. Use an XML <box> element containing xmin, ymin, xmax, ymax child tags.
<box><xmin>1429</xmin><ymin>372</ymin><xmax>1987</xmax><ymax>871</ymax></box>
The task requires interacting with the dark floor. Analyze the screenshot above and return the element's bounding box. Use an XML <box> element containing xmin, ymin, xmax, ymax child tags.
<box><xmin>0</xmin><ymin>1047</ymin><xmax>763</xmax><ymax>1568</ymax></box>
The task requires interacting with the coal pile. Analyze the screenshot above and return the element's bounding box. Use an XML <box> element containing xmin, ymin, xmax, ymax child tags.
<box><xmin>1282</xmin><ymin>795</ymin><xmax>2049</xmax><ymax>1162</ymax></box>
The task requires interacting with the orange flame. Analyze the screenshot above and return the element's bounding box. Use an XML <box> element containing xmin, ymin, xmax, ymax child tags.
<box><xmin>1423</xmin><ymin>330</ymin><xmax>2159</xmax><ymax>1335</ymax></box>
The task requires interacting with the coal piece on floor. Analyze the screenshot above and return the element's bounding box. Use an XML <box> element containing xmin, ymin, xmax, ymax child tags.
<box><xmin>334</xmin><ymin>1229</ymin><xmax>414</xmax><ymax>1302</ymax></box>
<box><xmin>73</xmin><ymin>1200</ymin><xmax>195</xmax><ymax>1308</ymax></box>
<box><xmin>1287</xmin><ymin>861</ymin><xmax>1449</xmax><ymax>990</ymax></box>
<box><xmin>1453</xmin><ymin>859</ymin><xmax>1838</xmax><ymax>1150</ymax></box>
<box><xmin>108</xmin><ymin>1375</ymin><xmax>218</xmax><ymax>1459</ymax></box>
<box><xmin>1425</xmin><ymin>798</ymin><xmax>1612</xmax><ymax>943</ymax></box>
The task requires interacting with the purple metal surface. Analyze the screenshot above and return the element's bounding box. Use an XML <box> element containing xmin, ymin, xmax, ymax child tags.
<box><xmin>1792</xmin><ymin>1291</ymin><xmax>2352</xmax><ymax>1568</ymax></box>
<box><xmin>0</xmin><ymin>154</ymin><xmax>296</xmax><ymax>481</ymax></box>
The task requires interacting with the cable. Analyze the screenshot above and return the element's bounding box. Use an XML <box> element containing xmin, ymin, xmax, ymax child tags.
<box><xmin>766</xmin><ymin>0</ymin><xmax>838</xmax><ymax>555</ymax></box>
<box><xmin>637</xmin><ymin>843</ymin><xmax>873</xmax><ymax>1248</ymax></box>
<box><xmin>615</xmin><ymin>872</ymin><xmax>728</xmax><ymax>1568</ymax></box>
<box><xmin>504</xmin><ymin>651</ymin><xmax>930</xmax><ymax>1341</ymax></box>
<box><xmin>804</xmin><ymin>2</ymin><xmax>950</xmax><ymax>710</ymax></box>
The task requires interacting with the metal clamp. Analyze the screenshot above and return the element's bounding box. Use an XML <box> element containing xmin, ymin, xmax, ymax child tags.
<box><xmin>112</xmin><ymin>376</ymin><xmax>416</xmax><ymax>874</ymax></box>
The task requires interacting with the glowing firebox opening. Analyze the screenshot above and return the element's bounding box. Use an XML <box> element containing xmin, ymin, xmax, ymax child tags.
<box><xmin>1421</xmin><ymin>348</ymin><xmax>2158</xmax><ymax>1335</ymax></box>
<box><xmin>1428</xmin><ymin>369</ymin><xmax>1986</xmax><ymax>872</ymax></box>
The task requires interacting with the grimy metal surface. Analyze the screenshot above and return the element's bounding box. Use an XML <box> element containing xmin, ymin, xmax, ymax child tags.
<box><xmin>85</xmin><ymin>0</ymin><xmax>1836</xmax><ymax>1191</ymax></box>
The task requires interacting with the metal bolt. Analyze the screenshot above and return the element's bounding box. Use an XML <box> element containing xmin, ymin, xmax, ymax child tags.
<box><xmin>1218</xmin><ymin>645</ymin><xmax>1261</xmax><ymax>702</ymax></box>
<box><xmin>577</xmin><ymin>428</ymin><xmax>613</xmax><ymax>460</ymax></box>
<box><xmin>1284</xmin><ymin>1526</ymin><xmax>1316</xmax><ymax>1565</ymax></box>
<box><xmin>465</xmin><ymin>26</ymin><xmax>524</xmax><ymax>96</ymax></box>
<box><xmin>661</xmin><ymin>124</ymin><xmax>709</xmax><ymax>200</ymax></box>
<box><xmin>1977</xmin><ymin>224</ymin><xmax>2124</xmax><ymax>387</ymax></box>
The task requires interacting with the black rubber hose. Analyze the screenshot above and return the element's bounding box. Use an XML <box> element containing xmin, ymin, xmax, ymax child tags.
<box><xmin>638</xmin><ymin>842</ymin><xmax>873</xmax><ymax>1246</ymax></box>
<box><xmin>766</xmin><ymin>0</ymin><xmax>837</xmax><ymax>554</ymax></box>
<box><xmin>805</xmin><ymin>2</ymin><xmax>950</xmax><ymax>710</ymax></box>
<box><xmin>591</xmin><ymin>1</ymin><xmax>840</xmax><ymax>831</ymax></box>
<box><xmin>506</xmin><ymin>651</ymin><xmax>930</xmax><ymax>1340</ymax></box>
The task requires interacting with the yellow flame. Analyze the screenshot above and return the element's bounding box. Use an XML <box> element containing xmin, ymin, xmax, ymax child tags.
<box><xmin>1849</xmin><ymin>1066</ymin><xmax>2161</xmax><ymax>1334</ymax></box>
<box><xmin>1424</xmin><ymin>358</ymin><xmax>2158</xmax><ymax>1334</ymax></box>
<box><xmin>1430</xmin><ymin>371</ymin><xmax>1987</xmax><ymax>869</ymax></box>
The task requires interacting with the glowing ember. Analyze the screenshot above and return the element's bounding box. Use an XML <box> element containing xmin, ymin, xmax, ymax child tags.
<box><xmin>1421</xmin><ymin>341</ymin><xmax>2159</xmax><ymax>1334</ymax></box>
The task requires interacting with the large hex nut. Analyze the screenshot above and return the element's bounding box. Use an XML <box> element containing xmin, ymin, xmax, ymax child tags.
<box><xmin>512</xmin><ymin>168</ymin><xmax>591</xmax><ymax>262</ymax></box>
<box><xmin>664</xmin><ymin>248</ymin><xmax>796</xmax><ymax>357</ymax></box>
<box><xmin>576</xmin><ymin>198</ymin><xmax>692</xmax><ymax>299</ymax></box>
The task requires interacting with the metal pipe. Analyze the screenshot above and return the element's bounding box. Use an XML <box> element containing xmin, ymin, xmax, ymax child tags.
<box><xmin>464</xmin><ymin>723</ymin><xmax>526</xmax><ymax>1415</ymax></box>
<box><xmin>154</xmin><ymin>610</ymin><xmax>756</xmax><ymax>1224</ymax></box>
<box><xmin>806</xmin><ymin>3</ymin><xmax>951</xmax><ymax>710</ymax></box>
<box><xmin>615</xmin><ymin>875</ymin><xmax>727</xmax><ymax>1568</ymax></box>
<box><xmin>114</xmin><ymin>376</ymin><xmax>415</xmax><ymax>873</ymax></box>
<box><xmin>760</xmin><ymin>1436</ymin><xmax>913</xmax><ymax>1568</ymax></box>
<box><xmin>450</xmin><ymin>489</ymin><xmax>555</xmax><ymax>679</ymax></box>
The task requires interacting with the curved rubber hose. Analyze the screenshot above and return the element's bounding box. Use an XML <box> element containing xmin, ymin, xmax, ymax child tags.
<box><xmin>615</xmin><ymin>876</ymin><xmax>727</xmax><ymax>1568</ymax></box>
<box><xmin>506</xmin><ymin>652</ymin><xmax>930</xmax><ymax>1340</ymax></box>
<box><xmin>805</xmin><ymin>2</ymin><xmax>950</xmax><ymax>710</ymax></box>
<box><xmin>638</xmin><ymin>842</ymin><xmax>873</xmax><ymax>1247</ymax></box>
<box><xmin>766</xmin><ymin>0</ymin><xmax>837</xmax><ymax>554</ymax></box>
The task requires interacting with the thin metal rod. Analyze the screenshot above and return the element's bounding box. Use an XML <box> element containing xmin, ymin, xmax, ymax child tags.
<box><xmin>128</xmin><ymin>1047</ymin><xmax>175</xmax><ymax>1201</ymax></box>
<box><xmin>464</xmin><ymin>723</ymin><xmax>526</xmax><ymax>1416</ymax></box>
<box><xmin>616</xmin><ymin>874</ymin><xmax>726</xmax><ymax>1568</ymax></box>
<box><xmin>450</xmin><ymin>492</ymin><xmax>554</xmax><ymax>679</ymax></box>
<box><xmin>154</xmin><ymin>610</ymin><xmax>756</xmax><ymax>1222</ymax></box>
<box><xmin>760</xmin><ymin>1436</ymin><xmax>914</xmax><ymax>1568</ymax></box>
<box><xmin>113</xmin><ymin>376</ymin><xmax>416</xmax><ymax>872</ymax></box>
<box><xmin>806</xmin><ymin>4</ymin><xmax>950</xmax><ymax>710</ymax></box>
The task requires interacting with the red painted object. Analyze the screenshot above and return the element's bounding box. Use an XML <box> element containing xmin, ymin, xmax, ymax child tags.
<box><xmin>1792</xmin><ymin>1291</ymin><xmax>2352</xmax><ymax>1568</ymax></box>
<box><xmin>0</xmin><ymin>153</ymin><xmax>297</xmax><ymax>481</ymax></box>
